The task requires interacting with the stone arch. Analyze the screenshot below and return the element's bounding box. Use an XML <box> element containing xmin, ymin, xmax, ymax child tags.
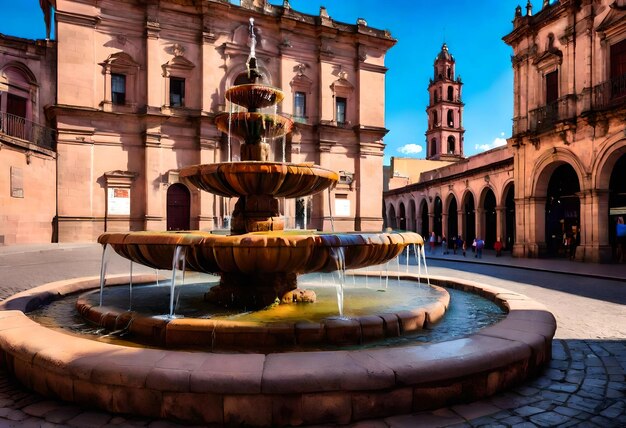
<box><xmin>478</xmin><ymin>186</ymin><xmax>497</xmax><ymax>248</ymax></box>
<box><xmin>445</xmin><ymin>192</ymin><xmax>459</xmax><ymax>240</ymax></box>
<box><xmin>0</xmin><ymin>61</ymin><xmax>39</xmax><ymax>127</ymax></box>
<box><xmin>387</xmin><ymin>202</ymin><xmax>397</xmax><ymax>229</ymax></box>
<box><xmin>419</xmin><ymin>199</ymin><xmax>429</xmax><ymax>238</ymax></box>
<box><xmin>433</xmin><ymin>195</ymin><xmax>443</xmax><ymax>238</ymax></box>
<box><xmin>531</xmin><ymin>148</ymin><xmax>587</xmax><ymax>197</ymax></box>
<box><xmin>531</xmin><ymin>149</ymin><xmax>585</xmax><ymax>257</ymax></box>
<box><xmin>591</xmin><ymin>135</ymin><xmax>626</xmax><ymax>190</ymax></box>
<box><xmin>409</xmin><ymin>198</ymin><xmax>417</xmax><ymax>232</ymax></box>
<box><xmin>399</xmin><ymin>201</ymin><xmax>407</xmax><ymax>230</ymax></box>
<box><xmin>461</xmin><ymin>189</ymin><xmax>476</xmax><ymax>243</ymax></box>
<box><xmin>502</xmin><ymin>180</ymin><xmax>516</xmax><ymax>251</ymax></box>
<box><xmin>591</xmin><ymin>135</ymin><xmax>626</xmax><ymax>259</ymax></box>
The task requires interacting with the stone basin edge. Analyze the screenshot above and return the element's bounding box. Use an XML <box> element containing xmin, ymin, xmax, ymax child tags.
<box><xmin>0</xmin><ymin>273</ymin><xmax>556</xmax><ymax>427</ymax></box>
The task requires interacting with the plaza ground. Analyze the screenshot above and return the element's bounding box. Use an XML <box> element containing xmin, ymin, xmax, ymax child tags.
<box><xmin>0</xmin><ymin>244</ymin><xmax>624</xmax><ymax>427</ymax></box>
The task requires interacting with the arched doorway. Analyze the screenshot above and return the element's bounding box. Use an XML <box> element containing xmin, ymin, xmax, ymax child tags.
<box><xmin>483</xmin><ymin>188</ymin><xmax>497</xmax><ymax>248</ymax></box>
<box><xmin>167</xmin><ymin>183</ymin><xmax>191</xmax><ymax>231</ymax></box>
<box><xmin>434</xmin><ymin>196</ymin><xmax>442</xmax><ymax>238</ymax></box>
<box><xmin>609</xmin><ymin>154</ymin><xmax>626</xmax><ymax>261</ymax></box>
<box><xmin>504</xmin><ymin>184</ymin><xmax>515</xmax><ymax>251</ymax></box>
<box><xmin>420</xmin><ymin>201</ymin><xmax>429</xmax><ymax>238</ymax></box>
<box><xmin>464</xmin><ymin>192</ymin><xmax>476</xmax><ymax>243</ymax></box>
<box><xmin>409</xmin><ymin>199</ymin><xmax>417</xmax><ymax>232</ymax></box>
<box><xmin>545</xmin><ymin>164</ymin><xmax>580</xmax><ymax>257</ymax></box>
<box><xmin>399</xmin><ymin>202</ymin><xmax>407</xmax><ymax>230</ymax></box>
<box><xmin>447</xmin><ymin>196</ymin><xmax>458</xmax><ymax>239</ymax></box>
<box><xmin>388</xmin><ymin>204</ymin><xmax>397</xmax><ymax>229</ymax></box>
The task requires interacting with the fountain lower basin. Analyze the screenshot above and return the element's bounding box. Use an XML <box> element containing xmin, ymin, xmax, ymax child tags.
<box><xmin>0</xmin><ymin>273</ymin><xmax>556</xmax><ymax>426</ymax></box>
<box><xmin>74</xmin><ymin>273</ymin><xmax>451</xmax><ymax>350</ymax></box>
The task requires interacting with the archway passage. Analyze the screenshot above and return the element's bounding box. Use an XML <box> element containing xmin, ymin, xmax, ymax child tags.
<box><xmin>388</xmin><ymin>204</ymin><xmax>397</xmax><ymax>229</ymax></box>
<box><xmin>399</xmin><ymin>202</ymin><xmax>407</xmax><ymax>230</ymax></box>
<box><xmin>409</xmin><ymin>200</ymin><xmax>417</xmax><ymax>232</ymax></box>
<box><xmin>420</xmin><ymin>201</ymin><xmax>429</xmax><ymax>238</ymax></box>
<box><xmin>447</xmin><ymin>197</ymin><xmax>458</xmax><ymax>239</ymax></box>
<box><xmin>434</xmin><ymin>197</ymin><xmax>443</xmax><ymax>238</ymax></box>
<box><xmin>545</xmin><ymin>164</ymin><xmax>580</xmax><ymax>257</ymax></box>
<box><xmin>484</xmin><ymin>189</ymin><xmax>497</xmax><ymax>248</ymax></box>
<box><xmin>505</xmin><ymin>184</ymin><xmax>515</xmax><ymax>251</ymax></box>
<box><xmin>167</xmin><ymin>184</ymin><xmax>191</xmax><ymax>231</ymax></box>
<box><xmin>609</xmin><ymin>154</ymin><xmax>626</xmax><ymax>261</ymax></box>
<box><xmin>464</xmin><ymin>193</ymin><xmax>476</xmax><ymax>244</ymax></box>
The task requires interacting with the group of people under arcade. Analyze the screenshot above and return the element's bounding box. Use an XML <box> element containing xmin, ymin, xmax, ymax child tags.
<box><xmin>428</xmin><ymin>232</ymin><xmax>504</xmax><ymax>259</ymax></box>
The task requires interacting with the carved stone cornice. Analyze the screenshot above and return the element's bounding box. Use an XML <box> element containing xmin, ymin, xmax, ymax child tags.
<box><xmin>55</xmin><ymin>11</ymin><xmax>100</xmax><ymax>28</ymax></box>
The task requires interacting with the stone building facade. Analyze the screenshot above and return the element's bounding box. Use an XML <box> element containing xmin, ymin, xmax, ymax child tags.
<box><xmin>46</xmin><ymin>0</ymin><xmax>394</xmax><ymax>242</ymax></box>
<box><xmin>0</xmin><ymin>34</ymin><xmax>56</xmax><ymax>245</ymax></box>
<box><xmin>504</xmin><ymin>0</ymin><xmax>626</xmax><ymax>262</ymax></box>
<box><xmin>385</xmin><ymin>0</ymin><xmax>626</xmax><ymax>263</ymax></box>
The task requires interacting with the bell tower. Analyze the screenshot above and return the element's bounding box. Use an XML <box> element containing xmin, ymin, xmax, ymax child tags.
<box><xmin>425</xmin><ymin>43</ymin><xmax>465</xmax><ymax>161</ymax></box>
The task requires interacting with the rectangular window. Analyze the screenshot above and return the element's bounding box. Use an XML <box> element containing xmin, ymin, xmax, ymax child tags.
<box><xmin>610</xmin><ymin>39</ymin><xmax>626</xmax><ymax>99</ymax></box>
<box><xmin>545</xmin><ymin>70</ymin><xmax>558</xmax><ymax>104</ymax></box>
<box><xmin>111</xmin><ymin>73</ymin><xmax>126</xmax><ymax>105</ymax></box>
<box><xmin>170</xmin><ymin>77</ymin><xmax>185</xmax><ymax>107</ymax></box>
<box><xmin>336</xmin><ymin>97</ymin><xmax>347</xmax><ymax>124</ymax></box>
<box><xmin>294</xmin><ymin>91</ymin><xmax>306</xmax><ymax>118</ymax></box>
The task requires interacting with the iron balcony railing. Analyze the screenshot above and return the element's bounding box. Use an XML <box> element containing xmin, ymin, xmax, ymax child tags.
<box><xmin>0</xmin><ymin>111</ymin><xmax>56</xmax><ymax>151</ymax></box>
<box><xmin>591</xmin><ymin>73</ymin><xmax>626</xmax><ymax>111</ymax></box>
<box><xmin>529</xmin><ymin>95</ymin><xmax>576</xmax><ymax>133</ymax></box>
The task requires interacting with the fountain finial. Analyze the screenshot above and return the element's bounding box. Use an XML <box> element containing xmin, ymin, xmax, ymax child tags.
<box><xmin>246</xmin><ymin>17</ymin><xmax>262</xmax><ymax>83</ymax></box>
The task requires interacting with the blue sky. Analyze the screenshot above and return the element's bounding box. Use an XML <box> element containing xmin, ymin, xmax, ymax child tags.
<box><xmin>0</xmin><ymin>0</ymin><xmax>548</xmax><ymax>163</ymax></box>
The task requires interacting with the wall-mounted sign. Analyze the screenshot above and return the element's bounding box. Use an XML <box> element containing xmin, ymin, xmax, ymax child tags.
<box><xmin>107</xmin><ymin>187</ymin><xmax>130</xmax><ymax>215</ymax></box>
<box><xmin>335</xmin><ymin>195</ymin><xmax>350</xmax><ymax>217</ymax></box>
<box><xmin>10</xmin><ymin>167</ymin><xmax>23</xmax><ymax>198</ymax></box>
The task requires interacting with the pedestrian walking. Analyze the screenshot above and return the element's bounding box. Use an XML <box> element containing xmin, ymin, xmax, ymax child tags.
<box><xmin>475</xmin><ymin>237</ymin><xmax>484</xmax><ymax>259</ymax></box>
<box><xmin>442</xmin><ymin>235</ymin><xmax>448</xmax><ymax>255</ymax></box>
<box><xmin>429</xmin><ymin>232</ymin><xmax>436</xmax><ymax>253</ymax></box>
<box><xmin>494</xmin><ymin>237</ymin><xmax>503</xmax><ymax>257</ymax></box>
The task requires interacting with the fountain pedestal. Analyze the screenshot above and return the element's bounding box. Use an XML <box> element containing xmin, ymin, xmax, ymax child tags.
<box><xmin>230</xmin><ymin>194</ymin><xmax>283</xmax><ymax>234</ymax></box>
<box><xmin>206</xmin><ymin>272</ymin><xmax>299</xmax><ymax>308</ymax></box>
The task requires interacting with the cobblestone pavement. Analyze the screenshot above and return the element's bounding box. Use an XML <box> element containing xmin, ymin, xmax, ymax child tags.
<box><xmin>0</xmin><ymin>245</ymin><xmax>624</xmax><ymax>427</ymax></box>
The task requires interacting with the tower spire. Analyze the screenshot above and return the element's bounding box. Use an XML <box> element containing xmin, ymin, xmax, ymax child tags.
<box><xmin>425</xmin><ymin>43</ymin><xmax>465</xmax><ymax>161</ymax></box>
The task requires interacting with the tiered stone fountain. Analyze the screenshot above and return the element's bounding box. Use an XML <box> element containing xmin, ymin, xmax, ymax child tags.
<box><xmin>0</xmin><ymin>19</ymin><xmax>556</xmax><ymax>427</ymax></box>
<box><xmin>98</xmin><ymin>19</ymin><xmax>421</xmax><ymax>312</ymax></box>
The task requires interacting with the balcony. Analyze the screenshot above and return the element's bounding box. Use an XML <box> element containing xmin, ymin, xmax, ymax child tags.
<box><xmin>0</xmin><ymin>111</ymin><xmax>55</xmax><ymax>151</ymax></box>
<box><xmin>591</xmin><ymin>73</ymin><xmax>626</xmax><ymax>111</ymax></box>
<box><xmin>529</xmin><ymin>95</ymin><xmax>576</xmax><ymax>133</ymax></box>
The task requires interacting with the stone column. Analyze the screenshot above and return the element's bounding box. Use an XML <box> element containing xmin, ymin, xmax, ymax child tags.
<box><xmin>496</xmin><ymin>205</ymin><xmax>506</xmax><ymax>243</ymax></box>
<box><xmin>475</xmin><ymin>207</ymin><xmax>483</xmax><ymax>239</ymax></box>
<box><xmin>145</xmin><ymin>10</ymin><xmax>162</xmax><ymax>110</ymax></box>
<box><xmin>144</xmin><ymin>128</ymin><xmax>164</xmax><ymax>231</ymax></box>
<box><xmin>527</xmin><ymin>196</ymin><xmax>547</xmax><ymax>258</ymax></box>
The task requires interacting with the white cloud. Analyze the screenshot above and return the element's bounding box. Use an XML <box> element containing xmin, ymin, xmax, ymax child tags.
<box><xmin>474</xmin><ymin>134</ymin><xmax>508</xmax><ymax>152</ymax></box>
<box><xmin>397</xmin><ymin>143</ymin><xmax>423</xmax><ymax>155</ymax></box>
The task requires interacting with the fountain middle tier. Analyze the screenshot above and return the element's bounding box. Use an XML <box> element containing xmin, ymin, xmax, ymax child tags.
<box><xmin>214</xmin><ymin>112</ymin><xmax>293</xmax><ymax>146</ymax></box>
<box><xmin>98</xmin><ymin>231</ymin><xmax>423</xmax><ymax>308</ymax></box>
<box><xmin>180</xmin><ymin>162</ymin><xmax>339</xmax><ymax>199</ymax></box>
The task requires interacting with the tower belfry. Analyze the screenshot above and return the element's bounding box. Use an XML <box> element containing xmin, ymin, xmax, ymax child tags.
<box><xmin>425</xmin><ymin>43</ymin><xmax>465</xmax><ymax>160</ymax></box>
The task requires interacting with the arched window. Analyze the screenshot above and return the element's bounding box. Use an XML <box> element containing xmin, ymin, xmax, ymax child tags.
<box><xmin>432</xmin><ymin>110</ymin><xmax>438</xmax><ymax>126</ymax></box>
<box><xmin>430</xmin><ymin>138</ymin><xmax>437</xmax><ymax>157</ymax></box>
<box><xmin>447</xmin><ymin>136</ymin><xmax>456</xmax><ymax>154</ymax></box>
<box><xmin>447</xmin><ymin>86</ymin><xmax>454</xmax><ymax>101</ymax></box>
<box><xmin>447</xmin><ymin>67</ymin><xmax>452</xmax><ymax>79</ymax></box>
<box><xmin>447</xmin><ymin>110</ymin><xmax>454</xmax><ymax>127</ymax></box>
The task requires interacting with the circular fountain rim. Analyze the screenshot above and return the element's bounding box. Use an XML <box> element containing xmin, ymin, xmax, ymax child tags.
<box><xmin>0</xmin><ymin>272</ymin><xmax>556</xmax><ymax>426</ymax></box>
